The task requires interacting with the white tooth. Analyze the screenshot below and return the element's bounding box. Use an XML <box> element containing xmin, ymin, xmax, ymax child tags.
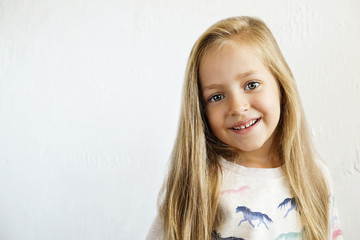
<box><xmin>240</xmin><ymin>126</ymin><xmax>245</xmax><ymax>129</ymax></box>
<box><xmin>246</xmin><ymin>124</ymin><xmax>250</xmax><ymax>128</ymax></box>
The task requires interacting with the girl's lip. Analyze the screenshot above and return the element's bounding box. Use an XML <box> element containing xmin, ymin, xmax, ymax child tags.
<box><xmin>229</xmin><ymin>118</ymin><xmax>261</xmax><ymax>134</ymax></box>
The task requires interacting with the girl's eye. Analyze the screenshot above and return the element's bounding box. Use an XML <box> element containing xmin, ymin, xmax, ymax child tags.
<box><xmin>209</xmin><ymin>94</ymin><xmax>224</xmax><ymax>102</ymax></box>
<box><xmin>245</xmin><ymin>82</ymin><xmax>260</xmax><ymax>90</ymax></box>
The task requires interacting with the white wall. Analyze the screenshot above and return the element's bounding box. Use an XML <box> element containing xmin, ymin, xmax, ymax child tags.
<box><xmin>0</xmin><ymin>0</ymin><xmax>359</xmax><ymax>239</ymax></box>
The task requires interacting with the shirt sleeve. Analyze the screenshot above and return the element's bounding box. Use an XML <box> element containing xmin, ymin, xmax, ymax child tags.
<box><xmin>146</xmin><ymin>215</ymin><xmax>165</xmax><ymax>240</ymax></box>
<box><xmin>317</xmin><ymin>159</ymin><xmax>344</xmax><ymax>240</ymax></box>
<box><xmin>329</xmin><ymin>195</ymin><xmax>343</xmax><ymax>240</ymax></box>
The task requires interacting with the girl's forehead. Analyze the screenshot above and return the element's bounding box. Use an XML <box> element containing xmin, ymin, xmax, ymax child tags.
<box><xmin>198</xmin><ymin>41</ymin><xmax>280</xmax><ymax>92</ymax></box>
<box><xmin>200</xmin><ymin>40</ymin><xmax>266</xmax><ymax>69</ymax></box>
<box><xmin>199</xmin><ymin>43</ymin><xmax>267</xmax><ymax>78</ymax></box>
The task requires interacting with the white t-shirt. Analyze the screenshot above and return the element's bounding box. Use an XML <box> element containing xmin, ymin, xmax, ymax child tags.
<box><xmin>147</xmin><ymin>158</ymin><xmax>343</xmax><ymax>240</ymax></box>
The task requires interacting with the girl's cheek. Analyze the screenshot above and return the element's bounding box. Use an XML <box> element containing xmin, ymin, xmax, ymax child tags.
<box><xmin>207</xmin><ymin>108</ymin><xmax>223</xmax><ymax>126</ymax></box>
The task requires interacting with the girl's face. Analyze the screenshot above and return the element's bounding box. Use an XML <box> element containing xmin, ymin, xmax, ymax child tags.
<box><xmin>199</xmin><ymin>43</ymin><xmax>281</xmax><ymax>160</ymax></box>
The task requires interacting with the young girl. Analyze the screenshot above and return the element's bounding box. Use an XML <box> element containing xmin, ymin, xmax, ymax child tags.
<box><xmin>147</xmin><ymin>16</ymin><xmax>342</xmax><ymax>240</ymax></box>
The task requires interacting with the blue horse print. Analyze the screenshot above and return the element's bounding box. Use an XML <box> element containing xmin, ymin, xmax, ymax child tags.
<box><xmin>236</xmin><ymin>206</ymin><xmax>273</xmax><ymax>230</ymax></box>
<box><xmin>211</xmin><ymin>230</ymin><xmax>244</xmax><ymax>240</ymax></box>
<box><xmin>278</xmin><ymin>198</ymin><xmax>297</xmax><ymax>218</ymax></box>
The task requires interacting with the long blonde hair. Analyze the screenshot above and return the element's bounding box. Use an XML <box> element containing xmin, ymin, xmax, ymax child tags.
<box><xmin>158</xmin><ymin>16</ymin><xmax>329</xmax><ymax>240</ymax></box>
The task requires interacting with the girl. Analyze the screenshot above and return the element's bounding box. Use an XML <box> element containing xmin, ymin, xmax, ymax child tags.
<box><xmin>147</xmin><ymin>16</ymin><xmax>342</xmax><ymax>240</ymax></box>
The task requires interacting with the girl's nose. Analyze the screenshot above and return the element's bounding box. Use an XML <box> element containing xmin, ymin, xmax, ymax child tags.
<box><xmin>228</xmin><ymin>94</ymin><xmax>249</xmax><ymax>116</ymax></box>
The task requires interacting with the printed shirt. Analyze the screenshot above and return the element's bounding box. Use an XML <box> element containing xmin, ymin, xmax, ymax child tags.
<box><xmin>146</xmin><ymin>158</ymin><xmax>343</xmax><ymax>240</ymax></box>
<box><xmin>213</xmin><ymin>158</ymin><xmax>343</xmax><ymax>240</ymax></box>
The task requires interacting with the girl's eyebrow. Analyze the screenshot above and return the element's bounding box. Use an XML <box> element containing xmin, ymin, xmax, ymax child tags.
<box><xmin>202</xmin><ymin>83</ymin><xmax>223</xmax><ymax>92</ymax></box>
<box><xmin>202</xmin><ymin>70</ymin><xmax>257</xmax><ymax>92</ymax></box>
<box><xmin>235</xmin><ymin>70</ymin><xmax>257</xmax><ymax>80</ymax></box>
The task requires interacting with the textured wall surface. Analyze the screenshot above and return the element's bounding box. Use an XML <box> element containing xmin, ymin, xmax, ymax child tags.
<box><xmin>0</xmin><ymin>0</ymin><xmax>359</xmax><ymax>239</ymax></box>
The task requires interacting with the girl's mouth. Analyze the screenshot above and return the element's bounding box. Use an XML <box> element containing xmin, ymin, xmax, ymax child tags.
<box><xmin>230</xmin><ymin>118</ymin><xmax>261</xmax><ymax>133</ymax></box>
<box><xmin>232</xmin><ymin>118</ymin><xmax>259</xmax><ymax>130</ymax></box>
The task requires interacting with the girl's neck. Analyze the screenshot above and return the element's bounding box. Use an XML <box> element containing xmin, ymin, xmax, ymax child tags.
<box><xmin>232</xmin><ymin>134</ymin><xmax>282</xmax><ymax>168</ymax></box>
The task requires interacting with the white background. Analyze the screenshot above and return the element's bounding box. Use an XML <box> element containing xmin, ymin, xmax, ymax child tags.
<box><xmin>0</xmin><ymin>0</ymin><xmax>359</xmax><ymax>239</ymax></box>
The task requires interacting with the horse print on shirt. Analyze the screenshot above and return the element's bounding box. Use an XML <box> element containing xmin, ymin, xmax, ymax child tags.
<box><xmin>235</xmin><ymin>206</ymin><xmax>273</xmax><ymax>230</ymax></box>
<box><xmin>278</xmin><ymin>198</ymin><xmax>298</xmax><ymax>218</ymax></box>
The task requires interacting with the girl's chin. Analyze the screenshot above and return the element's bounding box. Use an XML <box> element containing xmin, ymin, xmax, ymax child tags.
<box><xmin>233</xmin><ymin>144</ymin><xmax>265</xmax><ymax>153</ymax></box>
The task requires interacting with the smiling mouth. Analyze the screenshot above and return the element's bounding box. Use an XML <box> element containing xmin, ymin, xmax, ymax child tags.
<box><xmin>232</xmin><ymin>118</ymin><xmax>260</xmax><ymax>130</ymax></box>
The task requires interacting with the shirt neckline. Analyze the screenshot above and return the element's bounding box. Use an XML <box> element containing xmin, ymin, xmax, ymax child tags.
<box><xmin>220</xmin><ymin>157</ymin><xmax>285</xmax><ymax>178</ymax></box>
